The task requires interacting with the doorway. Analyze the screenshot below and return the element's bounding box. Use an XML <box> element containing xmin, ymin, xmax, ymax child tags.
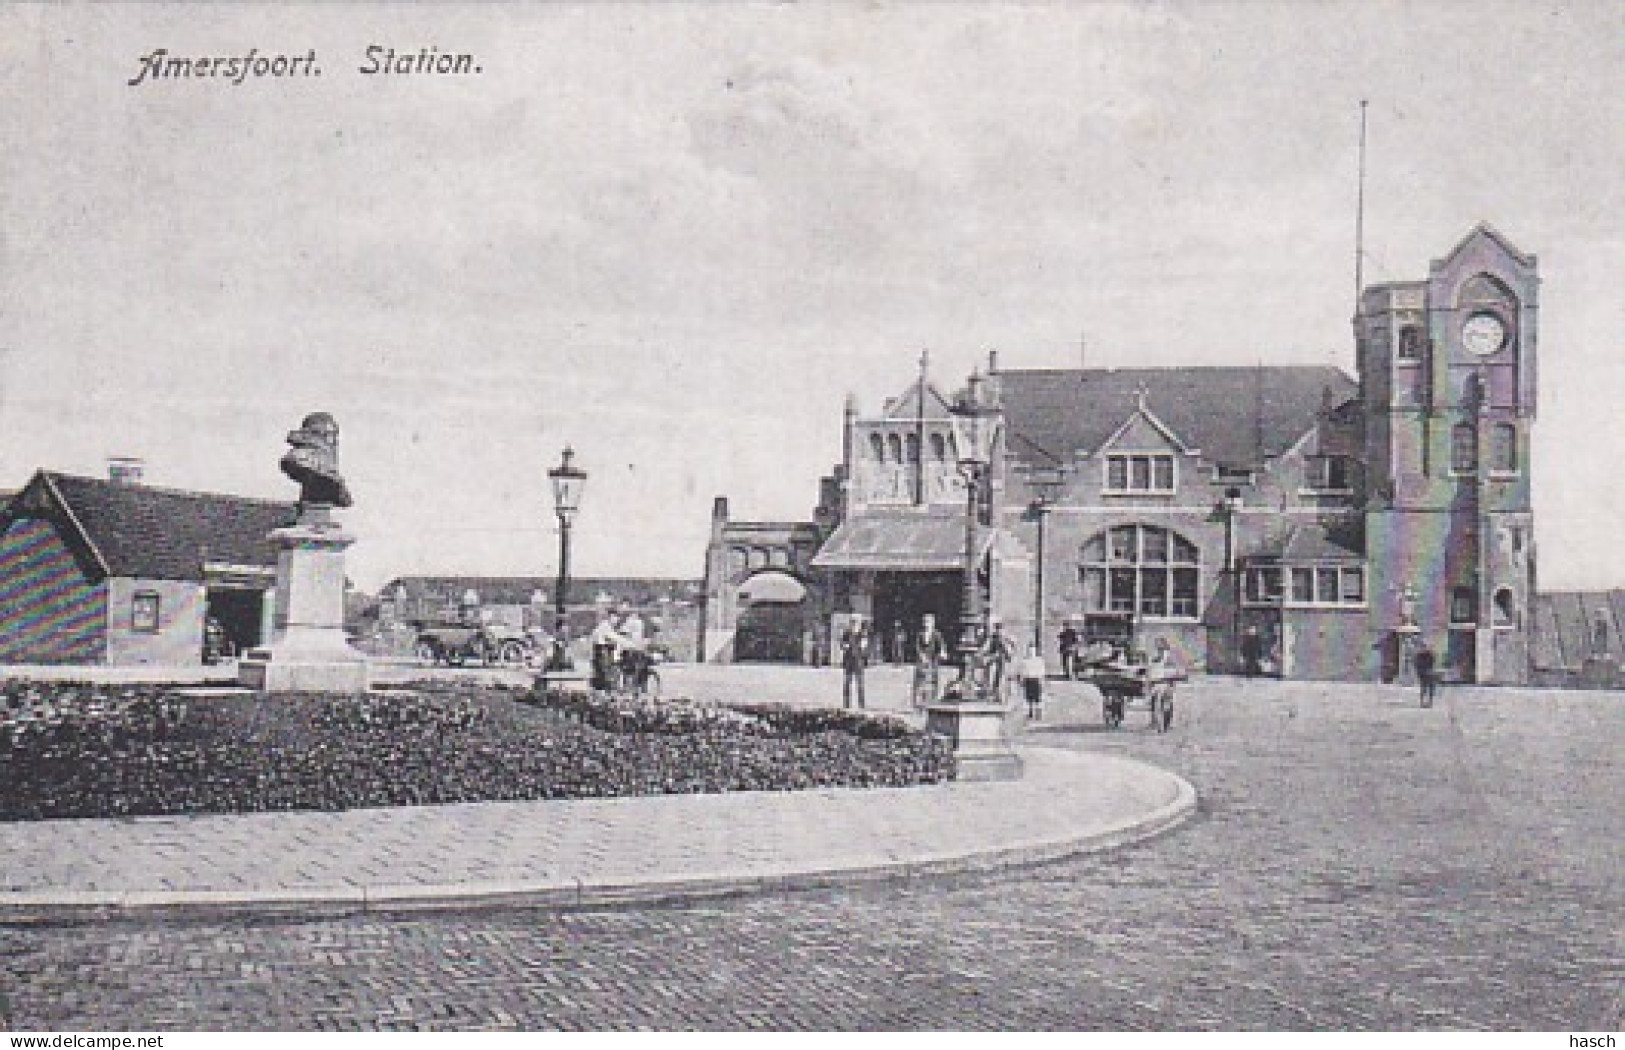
<box><xmin>206</xmin><ymin>588</ymin><xmax>265</xmax><ymax>657</ymax></box>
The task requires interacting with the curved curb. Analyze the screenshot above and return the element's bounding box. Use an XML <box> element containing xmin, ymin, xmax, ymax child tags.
<box><xmin>0</xmin><ymin>751</ymin><xmax>1197</xmax><ymax>923</ymax></box>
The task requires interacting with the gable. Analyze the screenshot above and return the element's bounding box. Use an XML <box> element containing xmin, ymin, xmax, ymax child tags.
<box><xmin>881</xmin><ymin>377</ymin><xmax>956</xmax><ymax>420</ymax></box>
<box><xmin>1100</xmin><ymin>409</ymin><xmax>1188</xmax><ymax>455</ymax></box>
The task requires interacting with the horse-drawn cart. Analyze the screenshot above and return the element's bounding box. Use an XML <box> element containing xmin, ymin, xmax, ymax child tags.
<box><xmin>1074</xmin><ymin>642</ymin><xmax>1185</xmax><ymax>732</ymax></box>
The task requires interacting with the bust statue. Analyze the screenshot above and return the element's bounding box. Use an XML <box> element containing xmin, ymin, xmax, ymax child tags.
<box><xmin>280</xmin><ymin>411</ymin><xmax>353</xmax><ymax>510</ymax></box>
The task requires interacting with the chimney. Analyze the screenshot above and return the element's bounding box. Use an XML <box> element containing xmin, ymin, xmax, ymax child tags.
<box><xmin>107</xmin><ymin>456</ymin><xmax>145</xmax><ymax>485</ymax></box>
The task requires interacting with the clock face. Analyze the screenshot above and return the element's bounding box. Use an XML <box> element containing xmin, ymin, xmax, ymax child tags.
<box><xmin>1462</xmin><ymin>312</ymin><xmax>1507</xmax><ymax>356</ymax></box>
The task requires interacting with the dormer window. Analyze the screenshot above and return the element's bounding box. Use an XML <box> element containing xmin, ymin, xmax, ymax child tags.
<box><xmin>1305</xmin><ymin>455</ymin><xmax>1352</xmax><ymax>493</ymax></box>
<box><xmin>1105</xmin><ymin>453</ymin><xmax>1175</xmax><ymax>495</ymax></box>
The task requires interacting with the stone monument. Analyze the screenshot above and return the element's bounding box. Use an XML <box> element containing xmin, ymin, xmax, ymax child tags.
<box><xmin>238</xmin><ymin>412</ymin><xmax>370</xmax><ymax>694</ymax></box>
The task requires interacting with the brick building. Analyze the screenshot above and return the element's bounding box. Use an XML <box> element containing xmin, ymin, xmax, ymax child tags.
<box><xmin>0</xmin><ymin>469</ymin><xmax>294</xmax><ymax>665</ymax></box>
<box><xmin>704</xmin><ymin>224</ymin><xmax>1555</xmax><ymax>684</ymax></box>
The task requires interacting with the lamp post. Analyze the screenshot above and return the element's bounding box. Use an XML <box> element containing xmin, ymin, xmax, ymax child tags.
<box><xmin>1027</xmin><ymin>477</ymin><xmax>1066</xmax><ymax>656</ymax></box>
<box><xmin>548</xmin><ymin>446</ymin><xmax>587</xmax><ymax>631</ymax></box>
<box><xmin>1221</xmin><ymin>487</ymin><xmax>1243</xmax><ymax>673</ymax></box>
<box><xmin>924</xmin><ymin>370</ymin><xmax>1021</xmax><ymax>782</ymax></box>
<box><xmin>947</xmin><ymin>370</ymin><xmax>1002</xmax><ymax>700</ymax></box>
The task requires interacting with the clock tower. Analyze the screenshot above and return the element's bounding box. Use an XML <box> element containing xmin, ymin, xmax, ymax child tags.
<box><xmin>1357</xmin><ymin>224</ymin><xmax>1538</xmax><ymax>684</ymax></box>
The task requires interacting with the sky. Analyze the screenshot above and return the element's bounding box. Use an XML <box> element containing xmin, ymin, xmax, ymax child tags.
<box><xmin>1</xmin><ymin>2</ymin><xmax>1621</xmax><ymax>593</ymax></box>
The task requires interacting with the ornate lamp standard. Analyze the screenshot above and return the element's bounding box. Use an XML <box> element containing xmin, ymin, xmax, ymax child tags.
<box><xmin>924</xmin><ymin>369</ymin><xmax>1022</xmax><ymax>781</ymax></box>
<box><xmin>945</xmin><ymin>370</ymin><xmax>1002</xmax><ymax>700</ymax></box>
<box><xmin>547</xmin><ymin>446</ymin><xmax>587</xmax><ymax>631</ymax></box>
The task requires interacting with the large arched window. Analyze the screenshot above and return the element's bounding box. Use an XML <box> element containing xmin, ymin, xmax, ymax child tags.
<box><xmin>868</xmin><ymin>433</ymin><xmax>885</xmax><ymax>460</ymax></box>
<box><xmin>1079</xmin><ymin>524</ymin><xmax>1200</xmax><ymax>619</ymax></box>
<box><xmin>886</xmin><ymin>434</ymin><xmax>903</xmax><ymax>462</ymax></box>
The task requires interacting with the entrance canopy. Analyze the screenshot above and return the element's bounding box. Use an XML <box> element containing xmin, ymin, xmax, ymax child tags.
<box><xmin>737</xmin><ymin>570</ymin><xmax>807</xmax><ymax>605</ymax></box>
<box><xmin>812</xmin><ymin>514</ymin><xmax>995</xmax><ymax>572</ymax></box>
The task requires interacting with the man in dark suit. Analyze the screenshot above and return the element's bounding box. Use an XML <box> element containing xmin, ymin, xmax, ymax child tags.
<box><xmin>840</xmin><ymin>615</ymin><xmax>871</xmax><ymax>710</ymax></box>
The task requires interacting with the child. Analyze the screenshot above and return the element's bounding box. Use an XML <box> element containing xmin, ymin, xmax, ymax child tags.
<box><xmin>1018</xmin><ymin>644</ymin><xmax>1047</xmax><ymax>720</ymax></box>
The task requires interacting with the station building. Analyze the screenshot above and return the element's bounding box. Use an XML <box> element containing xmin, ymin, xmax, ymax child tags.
<box><xmin>703</xmin><ymin>224</ymin><xmax>1556</xmax><ymax>685</ymax></box>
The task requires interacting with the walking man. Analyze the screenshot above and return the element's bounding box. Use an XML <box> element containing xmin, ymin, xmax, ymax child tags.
<box><xmin>840</xmin><ymin>614</ymin><xmax>870</xmax><ymax>710</ymax></box>
<box><xmin>1414</xmin><ymin>641</ymin><xmax>1439</xmax><ymax>708</ymax></box>
<box><xmin>1058</xmin><ymin>620</ymin><xmax>1079</xmax><ymax>680</ymax></box>
<box><xmin>1018</xmin><ymin>644</ymin><xmax>1047</xmax><ymax>720</ymax></box>
<box><xmin>982</xmin><ymin>617</ymin><xmax>1016</xmax><ymax>702</ymax></box>
<box><xmin>1240</xmin><ymin>625</ymin><xmax>1264</xmax><ymax>678</ymax></box>
<box><xmin>912</xmin><ymin>613</ymin><xmax>949</xmax><ymax>708</ymax></box>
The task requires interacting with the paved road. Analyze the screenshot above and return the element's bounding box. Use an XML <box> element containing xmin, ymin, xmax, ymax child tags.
<box><xmin>2</xmin><ymin>677</ymin><xmax>1619</xmax><ymax>1030</ymax></box>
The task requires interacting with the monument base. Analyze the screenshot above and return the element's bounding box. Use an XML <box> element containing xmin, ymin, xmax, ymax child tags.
<box><xmin>237</xmin><ymin>515</ymin><xmax>370</xmax><ymax>695</ymax></box>
<box><xmin>925</xmin><ymin>701</ymin><xmax>1024</xmax><ymax>782</ymax></box>
<box><xmin>238</xmin><ymin>647</ymin><xmax>370</xmax><ymax>695</ymax></box>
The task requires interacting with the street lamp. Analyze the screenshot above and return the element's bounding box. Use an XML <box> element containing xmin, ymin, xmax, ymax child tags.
<box><xmin>946</xmin><ymin>370</ymin><xmax>1003</xmax><ymax>701</ymax></box>
<box><xmin>924</xmin><ymin>369</ymin><xmax>1020</xmax><ymax>782</ymax></box>
<box><xmin>548</xmin><ymin>446</ymin><xmax>587</xmax><ymax>630</ymax></box>
<box><xmin>1221</xmin><ymin>487</ymin><xmax>1243</xmax><ymax>673</ymax></box>
<box><xmin>1027</xmin><ymin>477</ymin><xmax>1066</xmax><ymax>656</ymax></box>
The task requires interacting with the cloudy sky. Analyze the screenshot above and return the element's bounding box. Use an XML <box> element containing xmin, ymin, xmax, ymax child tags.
<box><xmin>1</xmin><ymin>2</ymin><xmax>1620</xmax><ymax>591</ymax></box>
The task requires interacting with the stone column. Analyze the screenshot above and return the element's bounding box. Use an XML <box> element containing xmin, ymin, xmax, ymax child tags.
<box><xmin>239</xmin><ymin>506</ymin><xmax>369</xmax><ymax>694</ymax></box>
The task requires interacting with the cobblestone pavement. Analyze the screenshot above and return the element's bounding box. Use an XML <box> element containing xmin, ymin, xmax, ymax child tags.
<box><xmin>2</xmin><ymin>677</ymin><xmax>1620</xmax><ymax>1031</ymax></box>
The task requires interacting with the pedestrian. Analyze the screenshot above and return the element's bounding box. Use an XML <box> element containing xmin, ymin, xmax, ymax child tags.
<box><xmin>982</xmin><ymin>617</ymin><xmax>1016</xmax><ymax>702</ymax></box>
<box><xmin>1240</xmin><ymin>625</ymin><xmax>1264</xmax><ymax>678</ymax></box>
<box><xmin>589</xmin><ymin>610</ymin><xmax>623</xmax><ymax>692</ymax></box>
<box><xmin>1018</xmin><ymin>644</ymin><xmax>1046</xmax><ymax>720</ymax></box>
<box><xmin>617</xmin><ymin>604</ymin><xmax>651</xmax><ymax>694</ymax></box>
<box><xmin>1147</xmin><ymin>637</ymin><xmax>1181</xmax><ymax>733</ymax></box>
<box><xmin>840</xmin><ymin>614</ymin><xmax>870</xmax><ymax>709</ymax></box>
<box><xmin>891</xmin><ymin>620</ymin><xmax>908</xmax><ymax>665</ymax></box>
<box><xmin>1058</xmin><ymin>621</ymin><xmax>1079</xmax><ymax>680</ymax></box>
<box><xmin>1414</xmin><ymin>641</ymin><xmax>1439</xmax><ymax>707</ymax></box>
<box><xmin>912</xmin><ymin>613</ymin><xmax>949</xmax><ymax>708</ymax></box>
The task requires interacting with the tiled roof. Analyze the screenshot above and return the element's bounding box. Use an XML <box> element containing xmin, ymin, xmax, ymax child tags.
<box><xmin>880</xmin><ymin>376</ymin><xmax>956</xmax><ymax>420</ymax></box>
<box><xmin>995</xmin><ymin>366</ymin><xmax>1357</xmax><ymax>469</ymax></box>
<box><xmin>1532</xmin><ymin>590</ymin><xmax>1625</xmax><ymax>671</ymax></box>
<box><xmin>1245</xmin><ymin>521</ymin><xmax>1365</xmax><ymax>562</ymax></box>
<box><xmin>42</xmin><ymin>472</ymin><xmax>297</xmax><ymax>581</ymax></box>
<box><xmin>812</xmin><ymin>510</ymin><xmax>991</xmax><ymax>571</ymax></box>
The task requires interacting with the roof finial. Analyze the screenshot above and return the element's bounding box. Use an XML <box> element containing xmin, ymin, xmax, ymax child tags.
<box><xmin>1135</xmin><ymin>382</ymin><xmax>1149</xmax><ymax>412</ymax></box>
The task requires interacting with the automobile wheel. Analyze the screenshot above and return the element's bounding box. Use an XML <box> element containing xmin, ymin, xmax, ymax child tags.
<box><xmin>499</xmin><ymin>640</ymin><xmax>527</xmax><ymax>666</ymax></box>
<box><xmin>414</xmin><ymin>640</ymin><xmax>438</xmax><ymax>664</ymax></box>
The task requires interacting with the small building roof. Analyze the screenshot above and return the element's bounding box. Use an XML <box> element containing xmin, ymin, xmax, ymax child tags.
<box><xmin>5</xmin><ymin>471</ymin><xmax>297</xmax><ymax>581</ymax></box>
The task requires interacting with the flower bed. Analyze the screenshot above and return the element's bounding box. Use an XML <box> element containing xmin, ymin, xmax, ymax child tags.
<box><xmin>0</xmin><ymin>681</ymin><xmax>953</xmax><ymax>821</ymax></box>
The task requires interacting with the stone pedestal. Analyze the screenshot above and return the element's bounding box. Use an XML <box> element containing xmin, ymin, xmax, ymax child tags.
<box><xmin>239</xmin><ymin>512</ymin><xmax>369</xmax><ymax>694</ymax></box>
<box><xmin>925</xmin><ymin>702</ymin><xmax>1023</xmax><ymax>782</ymax></box>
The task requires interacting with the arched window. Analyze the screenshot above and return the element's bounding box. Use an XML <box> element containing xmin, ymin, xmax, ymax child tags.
<box><xmin>1079</xmin><ymin>524</ymin><xmax>1200</xmax><ymax>619</ymax></box>
<box><xmin>747</xmin><ymin>547</ymin><xmax>768</xmax><ymax>570</ymax></box>
<box><xmin>1492</xmin><ymin>423</ymin><xmax>1517</xmax><ymax>474</ymax></box>
<box><xmin>905</xmin><ymin>434</ymin><xmax>920</xmax><ymax>463</ymax></box>
<box><xmin>886</xmin><ymin>434</ymin><xmax>903</xmax><ymax>463</ymax></box>
<box><xmin>1451</xmin><ymin>423</ymin><xmax>1478</xmax><ymax>474</ymax></box>
<box><xmin>930</xmin><ymin>432</ymin><xmax>948</xmax><ymax>460</ymax></box>
<box><xmin>868</xmin><ymin>433</ymin><xmax>885</xmax><ymax>460</ymax></box>
<box><xmin>1493</xmin><ymin>588</ymin><xmax>1516</xmax><ymax>627</ymax></box>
